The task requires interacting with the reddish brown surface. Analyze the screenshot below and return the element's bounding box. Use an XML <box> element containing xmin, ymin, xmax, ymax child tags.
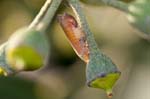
<box><xmin>57</xmin><ymin>13</ymin><xmax>89</xmax><ymax>62</ymax></box>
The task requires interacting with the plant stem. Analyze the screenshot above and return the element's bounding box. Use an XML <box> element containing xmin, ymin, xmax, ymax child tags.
<box><xmin>68</xmin><ymin>0</ymin><xmax>99</xmax><ymax>54</ymax></box>
<box><xmin>68</xmin><ymin>2</ymin><xmax>120</xmax><ymax>97</ymax></box>
<box><xmin>29</xmin><ymin>0</ymin><xmax>52</xmax><ymax>30</ymax></box>
<box><xmin>29</xmin><ymin>0</ymin><xmax>63</xmax><ymax>32</ymax></box>
<box><xmin>101</xmin><ymin>0</ymin><xmax>129</xmax><ymax>12</ymax></box>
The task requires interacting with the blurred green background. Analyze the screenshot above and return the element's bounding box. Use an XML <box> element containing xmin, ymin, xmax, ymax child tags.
<box><xmin>0</xmin><ymin>0</ymin><xmax>149</xmax><ymax>99</ymax></box>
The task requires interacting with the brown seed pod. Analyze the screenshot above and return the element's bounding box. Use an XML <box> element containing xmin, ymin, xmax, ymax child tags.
<box><xmin>57</xmin><ymin>13</ymin><xmax>89</xmax><ymax>62</ymax></box>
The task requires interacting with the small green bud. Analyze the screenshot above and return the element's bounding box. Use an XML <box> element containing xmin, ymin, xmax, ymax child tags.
<box><xmin>127</xmin><ymin>0</ymin><xmax>150</xmax><ymax>37</ymax></box>
<box><xmin>86</xmin><ymin>51</ymin><xmax>121</xmax><ymax>97</ymax></box>
<box><xmin>101</xmin><ymin>0</ymin><xmax>150</xmax><ymax>37</ymax></box>
<box><xmin>6</xmin><ymin>27</ymin><xmax>50</xmax><ymax>71</ymax></box>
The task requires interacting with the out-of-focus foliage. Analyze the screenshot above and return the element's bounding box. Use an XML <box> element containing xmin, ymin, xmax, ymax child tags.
<box><xmin>0</xmin><ymin>76</ymin><xmax>37</xmax><ymax>99</ymax></box>
<box><xmin>0</xmin><ymin>0</ymin><xmax>149</xmax><ymax>99</ymax></box>
<box><xmin>80</xmin><ymin>0</ymin><xmax>133</xmax><ymax>5</ymax></box>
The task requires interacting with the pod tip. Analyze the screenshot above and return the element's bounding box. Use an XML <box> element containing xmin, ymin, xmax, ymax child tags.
<box><xmin>106</xmin><ymin>89</ymin><xmax>113</xmax><ymax>98</ymax></box>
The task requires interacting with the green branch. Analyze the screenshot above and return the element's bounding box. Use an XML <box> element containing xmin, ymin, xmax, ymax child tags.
<box><xmin>68</xmin><ymin>1</ymin><xmax>121</xmax><ymax>97</ymax></box>
<box><xmin>101</xmin><ymin>0</ymin><xmax>129</xmax><ymax>12</ymax></box>
<box><xmin>68</xmin><ymin>0</ymin><xmax>99</xmax><ymax>53</ymax></box>
<box><xmin>29</xmin><ymin>0</ymin><xmax>63</xmax><ymax>32</ymax></box>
